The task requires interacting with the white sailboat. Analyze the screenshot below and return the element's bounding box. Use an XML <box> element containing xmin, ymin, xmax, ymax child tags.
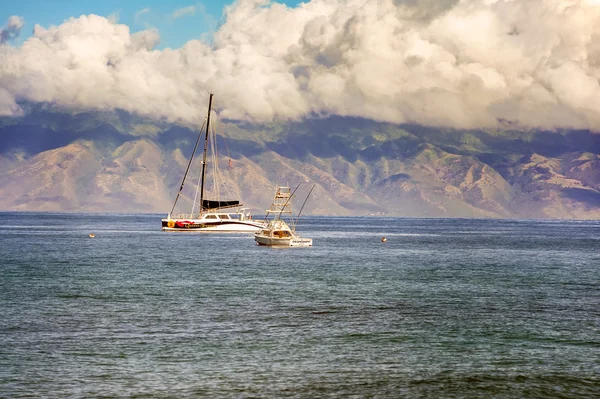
<box><xmin>162</xmin><ymin>94</ymin><xmax>266</xmax><ymax>232</ymax></box>
<box><xmin>254</xmin><ymin>184</ymin><xmax>314</xmax><ymax>247</ymax></box>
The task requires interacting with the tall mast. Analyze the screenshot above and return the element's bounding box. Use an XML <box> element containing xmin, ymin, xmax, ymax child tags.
<box><xmin>199</xmin><ymin>93</ymin><xmax>213</xmax><ymax>212</ymax></box>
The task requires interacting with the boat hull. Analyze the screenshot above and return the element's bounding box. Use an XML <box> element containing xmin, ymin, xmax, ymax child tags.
<box><xmin>254</xmin><ymin>234</ymin><xmax>313</xmax><ymax>247</ymax></box>
<box><xmin>162</xmin><ymin>218</ymin><xmax>265</xmax><ymax>232</ymax></box>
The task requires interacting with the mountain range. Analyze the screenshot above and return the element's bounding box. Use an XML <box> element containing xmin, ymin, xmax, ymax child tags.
<box><xmin>1</xmin><ymin>104</ymin><xmax>599</xmax><ymax>219</ymax></box>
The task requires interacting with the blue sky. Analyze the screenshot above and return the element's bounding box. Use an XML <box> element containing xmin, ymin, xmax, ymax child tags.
<box><xmin>0</xmin><ymin>0</ymin><xmax>300</xmax><ymax>49</ymax></box>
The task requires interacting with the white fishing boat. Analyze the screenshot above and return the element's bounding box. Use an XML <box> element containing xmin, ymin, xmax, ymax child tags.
<box><xmin>254</xmin><ymin>184</ymin><xmax>314</xmax><ymax>247</ymax></box>
<box><xmin>162</xmin><ymin>93</ymin><xmax>266</xmax><ymax>232</ymax></box>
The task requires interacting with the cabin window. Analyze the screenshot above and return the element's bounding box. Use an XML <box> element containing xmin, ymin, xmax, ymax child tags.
<box><xmin>205</xmin><ymin>215</ymin><xmax>218</xmax><ymax>219</ymax></box>
<box><xmin>218</xmin><ymin>215</ymin><xmax>230</xmax><ymax>219</ymax></box>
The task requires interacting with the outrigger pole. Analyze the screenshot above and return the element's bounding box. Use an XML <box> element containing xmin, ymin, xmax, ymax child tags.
<box><xmin>293</xmin><ymin>183</ymin><xmax>315</xmax><ymax>230</ymax></box>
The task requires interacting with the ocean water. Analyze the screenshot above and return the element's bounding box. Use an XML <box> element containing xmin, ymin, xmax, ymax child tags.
<box><xmin>0</xmin><ymin>212</ymin><xmax>599</xmax><ymax>398</ymax></box>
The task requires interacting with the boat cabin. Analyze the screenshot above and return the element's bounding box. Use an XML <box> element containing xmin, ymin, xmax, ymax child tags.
<box><xmin>258</xmin><ymin>229</ymin><xmax>293</xmax><ymax>238</ymax></box>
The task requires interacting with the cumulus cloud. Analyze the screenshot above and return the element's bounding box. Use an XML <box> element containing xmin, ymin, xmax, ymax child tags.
<box><xmin>171</xmin><ymin>6</ymin><xmax>196</xmax><ymax>20</ymax></box>
<box><xmin>131</xmin><ymin>28</ymin><xmax>160</xmax><ymax>51</ymax></box>
<box><xmin>107</xmin><ymin>13</ymin><xmax>119</xmax><ymax>24</ymax></box>
<box><xmin>2</xmin><ymin>0</ymin><xmax>600</xmax><ymax>131</ymax></box>
<box><xmin>1</xmin><ymin>16</ymin><xmax>24</xmax><ymax>44</ymax></box>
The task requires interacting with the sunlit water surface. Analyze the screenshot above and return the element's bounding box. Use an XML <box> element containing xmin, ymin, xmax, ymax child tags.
<box><xmin>1</xmin><ymin>213</ymin><xmax>599</xmax><ymax>398</ymax></box>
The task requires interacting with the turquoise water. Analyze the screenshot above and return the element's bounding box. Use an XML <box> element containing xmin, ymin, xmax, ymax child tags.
<box><xmin>0</xmin><ymin>213</ymin><xmax>599</xmax><ymax>398</ymax></box>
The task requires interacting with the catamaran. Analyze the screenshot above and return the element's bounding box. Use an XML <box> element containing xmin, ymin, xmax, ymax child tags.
<box><xmin>162</xmin><ymin>94</ymin><xmax>266</xmax><ymax>232</ymax></box>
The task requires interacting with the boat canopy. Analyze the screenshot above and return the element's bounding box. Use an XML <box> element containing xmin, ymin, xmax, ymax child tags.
<box><xmin>202</xmin><ymin>199</ymin><xmax>240</xmax><ymax>210</ymax></box>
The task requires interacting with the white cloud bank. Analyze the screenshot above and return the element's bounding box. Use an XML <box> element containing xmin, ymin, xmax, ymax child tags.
<box><xmin>1</xmin><ymin>0</ymin><xmax>600</xmax><ymax>130</ymax></box>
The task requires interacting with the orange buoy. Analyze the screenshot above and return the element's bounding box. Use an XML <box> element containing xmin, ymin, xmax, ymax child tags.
<box><xmin>89</xmin><ymin>233</ymin><xmax>95</xmax><ymax>238</ymax></box>
<box><xmin>381</xmin><ymin>237</ymin><xmax>387</xmax><ymax>242</ymax></box>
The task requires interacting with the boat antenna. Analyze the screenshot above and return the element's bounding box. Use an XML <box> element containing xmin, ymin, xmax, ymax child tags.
<box><xmin>199</xmin><ymin>93</ymin><xmax>214</xmax><ymax>212</ymax></box>
<box><xmin>292</xmin><ymin>183</ymin><xmax>315</xmax><ymax>230</ymax></box>
<box><xmin>169</xmin><ymin>118</ymin><xmax>207</xmax><ymax>217</ymax></box>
